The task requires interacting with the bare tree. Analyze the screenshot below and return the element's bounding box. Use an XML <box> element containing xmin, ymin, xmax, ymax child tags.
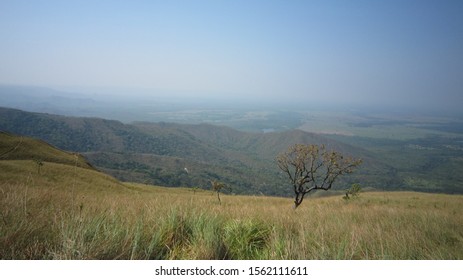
<box><xmin>277</xmin><ymin>144</ymin><xmax>362</xmax><ymax>209</ymax></box>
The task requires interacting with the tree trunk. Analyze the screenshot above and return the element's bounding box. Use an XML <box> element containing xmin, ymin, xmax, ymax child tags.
<box><xmin>294</xmin><ymin>192</ymin><xmax>304</xmax><ymax>209</ymax></box>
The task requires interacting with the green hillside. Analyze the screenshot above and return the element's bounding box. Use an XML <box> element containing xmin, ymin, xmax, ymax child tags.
<box><xmin>0</xmin><ymin>131</ymin><xmax>92</xmax><ymax>169</ymax></box>
<box><xmin>1</xmin><ymin>107</ymin><xmax>378</xmax><ymax>195</ymax></box>
<box><xmin>1</xmin><ymin>107</ymin><xmax>460</xmax><ymax>195</ymax></box>
<box><xmin>0</xmin><ymin>132</ymin><xmax>130</xmax><ymax>194</ymax></box>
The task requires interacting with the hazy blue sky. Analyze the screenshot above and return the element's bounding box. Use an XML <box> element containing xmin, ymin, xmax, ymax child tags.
<box><xmin>0</xmin><ymin>0</ymin><xmax>462</xmax><ymax>110</ymax></box>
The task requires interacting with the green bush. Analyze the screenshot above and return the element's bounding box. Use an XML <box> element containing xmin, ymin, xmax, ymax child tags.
<box><xmin>223</xmin><ymin>219</ymin><xmax>272</xmax><ymax>259</ymax></box>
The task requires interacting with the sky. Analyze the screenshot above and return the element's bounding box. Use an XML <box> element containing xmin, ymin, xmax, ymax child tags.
<box><xmin>0</xmin><ymin>0</ymin><xmax>462</xmax><ymax>111</ymax></box>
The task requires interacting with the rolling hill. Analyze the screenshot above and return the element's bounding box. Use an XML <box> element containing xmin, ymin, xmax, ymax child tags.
<box><xmin>1</xmin><ymin>130</ymin><xmax>463</xmax><ymax>260</ymax></box>
<box><xmin>0</xmin><ymin>132</ymin><xmax>129</xmax><ymax>194</ymax></box>
<box><xmin>0</xmin><ymin>107</ymin><xmax>415</xmax><ymax>195</ymax></box>
<box><xmin>1</xmin><ymin>130</ymin><xmax>462</xmax><ymax>260</ymax></box>
<box><xmin>0</xmin><ymin>131</ymin><xmax>92</xmax><ymax>169</ymax></box>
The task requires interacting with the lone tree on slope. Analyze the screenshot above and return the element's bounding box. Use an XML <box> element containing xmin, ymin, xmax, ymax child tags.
<box><xmin>211</xmin><ymin>180</ymin><xmax>228</xmax><ymax>204</ymax></box>
<box><xmin>277</xmin><ymin>144</ymin><xmax>362</xmax><ymax>209</ymax></box>
<box><xmin>343</xmin><ymin>183</ymin><xmax>362</xmax><ymax>200</ymax></box>
<box><xmin>34</xmin><ymin>158</ymin><xmax>44</xmax><ymax>174</ymax></box>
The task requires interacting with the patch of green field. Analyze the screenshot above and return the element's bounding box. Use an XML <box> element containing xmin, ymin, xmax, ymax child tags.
<box><xmin>298</xmin><ymin>110</ymin><xmax>462</xmax><ymax>140</ymax></box>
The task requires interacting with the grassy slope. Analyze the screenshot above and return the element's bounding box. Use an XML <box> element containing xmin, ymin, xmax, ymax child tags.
<box><xmin>1</xmin><ymin>159</ymin><xmax>462</xmax><ymax>259</ymax></box>
<box><xmin>1</xmin><ymin>117</ymin><xmax>462</xmax><ymax>260</ymax></box>
<box><xmin>0</xmin><ymin>131</ymin><xmax>92</xmax><ymax>169</ymax></box>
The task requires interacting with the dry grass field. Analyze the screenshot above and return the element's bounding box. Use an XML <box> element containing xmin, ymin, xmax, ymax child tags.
<box><xmin>1</xmin><ymin>159</ymin><xmax>462</xmax><ymax>260</ymax></box>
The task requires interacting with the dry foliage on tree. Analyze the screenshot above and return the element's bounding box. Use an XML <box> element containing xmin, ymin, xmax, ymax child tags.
<box><xmin>277</xmin><ymin>144</ymin><xmax>362</xmax><ymax>208</ymax></box>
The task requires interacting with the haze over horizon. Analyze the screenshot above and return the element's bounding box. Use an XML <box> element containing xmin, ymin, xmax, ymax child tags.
<box><xmin>1</xmin><ymin>0</ymin><xmax>462</xmax><ymax>113</ymax></box>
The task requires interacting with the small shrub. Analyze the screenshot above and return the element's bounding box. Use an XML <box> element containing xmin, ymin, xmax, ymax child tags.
<box><xmin>343</xmin><ymin>183</ymin><xmax>361</xmax><ymax>200</ymax></box>
<box><xmin>223</xmin><ymin>219</ymin><xmax>271</xmax><ymax>259</ymax></box>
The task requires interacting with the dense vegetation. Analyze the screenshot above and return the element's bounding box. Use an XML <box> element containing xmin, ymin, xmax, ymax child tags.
<box><xmin>0</xmin><ymin>107</ymin><xmax>376</xmax><ymax>195</ymax></box>
<box><xmin>1</xmin><ymin>107</ymin><xmax>462</xmax><ymax>195</ymax></box>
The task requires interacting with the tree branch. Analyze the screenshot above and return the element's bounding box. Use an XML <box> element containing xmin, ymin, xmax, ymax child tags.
<box><xmin>277</xmin><ymin>144</ymin><xmax>362</xmax><ymax>208</ymax></box>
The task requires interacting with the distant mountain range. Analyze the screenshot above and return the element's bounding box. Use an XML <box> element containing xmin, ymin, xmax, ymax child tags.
<box><xmin>0</xmin><ymin>107</ymin><xmax>397</xmax><ymax>196</ymax></box>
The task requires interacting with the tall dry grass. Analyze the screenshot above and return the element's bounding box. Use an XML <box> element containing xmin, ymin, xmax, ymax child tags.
<box><xmin>1</xmin><ymin>160</ymin><xmax>463</xmax><ymax>259</ymax></box>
